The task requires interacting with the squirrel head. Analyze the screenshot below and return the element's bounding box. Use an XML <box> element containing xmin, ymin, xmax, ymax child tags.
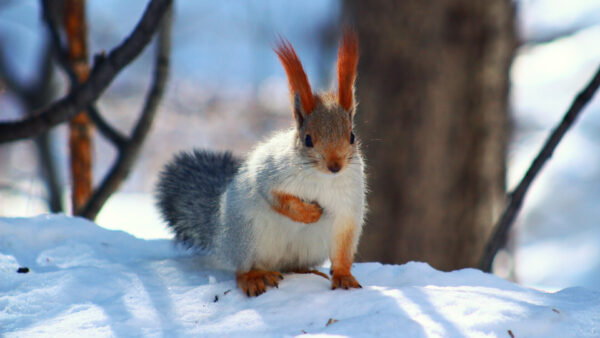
<box><xmin>275</xmin><ymin>30</ymin><xmax>359</xmax><ymax>174</ymax></box>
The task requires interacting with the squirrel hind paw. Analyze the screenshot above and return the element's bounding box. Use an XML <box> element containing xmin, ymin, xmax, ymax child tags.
<box><xmin>331</xmin><ymin>274</ymin><xmax>361</xmax><ymax>290</ymax></box>
<box><xmin>237</xmin><ymin>270</ymin><xmax>283</xmax><ymax>297</ymax></box>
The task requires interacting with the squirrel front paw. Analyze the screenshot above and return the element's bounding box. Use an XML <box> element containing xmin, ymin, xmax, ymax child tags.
<box><xmin>296</xmin><ymin>201</ymin><xmax>323</xmax><ymax>223</ymax></box>
<box><xmin>236</xmin><ymin>270</ymin><xmax>284</xmax><ymax>297</ymax></box>
<box><xmin>331</xmin><ymin>273</ymin><xmax>362</xmax><ymax>290</ymax></box>
<box><xmin>272</xmin><ymin>191</ymin><xmax>323</xmax><ymax>224</ymax></box>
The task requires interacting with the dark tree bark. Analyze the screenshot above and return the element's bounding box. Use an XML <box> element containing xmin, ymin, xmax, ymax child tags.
<box><xmin>345</xmin><ymin>1</ymin><xmax>515</xmax><ymax>270</ymax></box>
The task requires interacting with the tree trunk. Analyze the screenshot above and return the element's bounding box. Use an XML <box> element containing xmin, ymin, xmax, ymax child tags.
<box><xmin>345</xmin><ymin>0</ymin><xmax>515</xmax><ymax>270</ymax></box>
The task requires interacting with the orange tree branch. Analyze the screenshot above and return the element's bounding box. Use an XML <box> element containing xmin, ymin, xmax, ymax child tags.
<box><xmin>63</xmin><ymin>0</ymin><xmax>93</xmax><ymax>213</ymax></box>
<box><xmin>480</xmin><ymin>64</ymin><xmax>600</xmax><ymax>272</ymax></box>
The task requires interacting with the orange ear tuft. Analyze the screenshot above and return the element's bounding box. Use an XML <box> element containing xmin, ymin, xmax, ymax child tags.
<box><xmin>274</xmin><ymin>38</ymin><xmax>316</xmax><ymax>114</ymax></box>
<box><xmin>337</xmin><ymin>29</ymin><xmax>359</xmax><ymax>111</ymax></box>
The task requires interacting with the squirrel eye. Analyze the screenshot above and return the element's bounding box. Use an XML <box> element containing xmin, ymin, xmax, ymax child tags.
<box><xmin>350</xmin><ymin>132</ymin><xmax>355</xmax><ymax>145</ymax></box>
<box><xmin>305</xmin><ymin>134</ymin><xmax>313</xmax><ymax>148</ymax></box>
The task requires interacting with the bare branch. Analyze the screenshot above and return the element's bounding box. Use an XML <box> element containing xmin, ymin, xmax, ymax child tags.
<box><xmin>0</xmin><ymin>0</ymin><xmax>173</xmax><ymax>143</ymax></box>
<box><xmin>480</xmin><ymin>65</ymin><xmax>600</xmax><ymax>272</ymax></box>
<box><xmin>33</xmin><ymin>37</ymin><xmax>64</xmax><ymax>213</ymax></box>
<box><xmin>87</xmin><ymin>104</ymin><xmax>127</xmax><ymax>147</ymax></box>
<box><xmin>78</xmin><ymin>5</ymin><xmax>173</xmax><ymax>220</ymax></box>
<box><xmin>41</xmin><ymin>0</ymin><xmax>78</xmax><ymax>85</ymax></box>
<box><xmin>0</xmin><ymin>13</ymin><xmax>64</xmax><ymax>213</ymax></box>
<box><xmin>41</xmin><ymin>0</ymin><xmax>167</xmax><ymax>218</ymax></box>
<box><xmin>42</xmin><ymin>0</ymin><xmax>128</xmax><ymax>148</ymax></box>
<box><xmin>37</xmin><ymin>132</ymin><xmax>64</xmax><ymax>212</ymax></box>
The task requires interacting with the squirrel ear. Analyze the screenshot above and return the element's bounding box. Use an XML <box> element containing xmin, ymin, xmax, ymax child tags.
<box><xmin>293</xmin><ymin>92</ymin><xmax>305</xmax><ymax>127</ymax></box>
<box><xmin>275</xmin><ymin>37</ymin><xmax>316</xmax><ymax>116</ymax></box>
<box><xmin>337</xmin><ymin>29</ymin><xmax>359</xmax><ymax>112</ymax></box>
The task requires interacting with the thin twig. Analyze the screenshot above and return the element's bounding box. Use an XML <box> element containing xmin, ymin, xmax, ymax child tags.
<box><xmin>87</xmin><ymin>104</ymin><xmax>127</xmax><ymax>147</ymax></box>
<box><xmin>0</xmin><ymin>0</ymin><xmax>172</xmax><ymax>143</ymax></box>
<box><xmin>480</xmin><ymin>65</ymin><xmax>600</xmax><ymax>272</ymax></box>
<box><xmin>41</xmin><ymin>0</ymin><xmax>78</xmax><ymax>85</ymax></box>
<box><xmin>33</xmin><ymin>38</ymin><xmax>64</xmax><ymax>213</ymax></box>
<box><xmin>78</xmin><ymin>5</ymin><xmax>173</xmax><ymax>220</ymax></box>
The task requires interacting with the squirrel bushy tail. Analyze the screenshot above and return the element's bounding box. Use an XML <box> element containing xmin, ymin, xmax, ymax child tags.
<box><xmin>155</xmin><ymin>150</ymin><xmax>241</xmax><ymax>250</ymax></box>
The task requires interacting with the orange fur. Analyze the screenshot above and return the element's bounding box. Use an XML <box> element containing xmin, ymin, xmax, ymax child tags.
<box><xmin>324</xmin><ymin>147</ymin><xmax>343</xmax><ymax>172</ymax></box>
<box><xmin>337</xmin><ymin>29</ymin><xmax>359</xmax><ymax>111</ymax></box>
<box><xmin>331</xmin><ymin>222</ymin><xmax>361</xmax><ymax>289</ymax></box>
<box><xmin>292</xmin><ymin>268</ymin><xmax>330</xmax><ymax>280</ymax></box>
<box><xmin>271</xmin><ymin>190</ymin><xmax>323</xmax><ymax>224</ymax></box>
<box><xmin>274</xmin><ymin>38</ymin><xmax>316</xmax><ymax>114</ymax></box>
<box><xmin>331</xmin><ymin>274</ymin><xmax>361</xmax><ymax>290</ymax></box>
<box><xmin>237</xmin><ymin>270</ymin><xmax>283</xmax><ymax>297</ymax></box>
<box><xmin>332</xmin><ymin>225</ymin><xmax>355</xmax><ymax>275</ymax></box>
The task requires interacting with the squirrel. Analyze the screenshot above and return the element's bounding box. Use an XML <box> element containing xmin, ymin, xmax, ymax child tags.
<box><xmin>156</xmin><ymin>30</ymin><xmax>365</xmax><ymax>297</ymax></box>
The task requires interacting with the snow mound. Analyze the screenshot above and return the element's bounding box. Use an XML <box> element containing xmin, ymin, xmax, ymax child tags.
<box><xmin>1</xmin><ymin>215</ymin><xmax>599</xmax><ymax>337</ymax></box>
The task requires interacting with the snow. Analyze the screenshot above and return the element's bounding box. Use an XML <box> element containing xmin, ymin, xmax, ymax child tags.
<box><xmin>2</xmin><ymin>215</ymin><xmax>600</xmax><ymax>337</ymax></box>
<box><xmin>517</xmin><ymin>0</ymin><xmax>600</xmax><ymax>43</ymax></box>
<box><xmin>2</xmin><ymin>2</ymin><xmax>600</xmax><ymax>333</ymax></box>
<box><xmin>94</xmin><ymin>193</ymin><xmax>170</xmax><ymax>240</ymax></box>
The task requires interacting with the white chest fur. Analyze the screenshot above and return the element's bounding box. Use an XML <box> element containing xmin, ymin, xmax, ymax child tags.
<box><xmin>244</xmin><ymin>130</ymin><xmax>366</xmax><ymax>271</ymax></box>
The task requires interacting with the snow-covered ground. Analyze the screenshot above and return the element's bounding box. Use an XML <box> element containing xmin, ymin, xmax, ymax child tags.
<box><xmin>1</xmin><ymin>215</ymin><xmax>599</xmax><ymax>337</ymax></box>
<box><xmin>2</xmin><ymin>4</ymin><xmax>600</xmax><ymax>334</ymax></box>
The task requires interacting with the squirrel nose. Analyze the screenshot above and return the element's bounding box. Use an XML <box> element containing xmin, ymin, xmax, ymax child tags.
<box><xmin>328</xmin><ymin>163</ymin><xmax>341</xmax><ymax>173</ymax></box>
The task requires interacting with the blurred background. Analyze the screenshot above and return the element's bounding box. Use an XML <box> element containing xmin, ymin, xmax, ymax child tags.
<box><xmin>0</xmin><ymin>0</ymin><xmax>599</xmax><ymax>292</ymax></box>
